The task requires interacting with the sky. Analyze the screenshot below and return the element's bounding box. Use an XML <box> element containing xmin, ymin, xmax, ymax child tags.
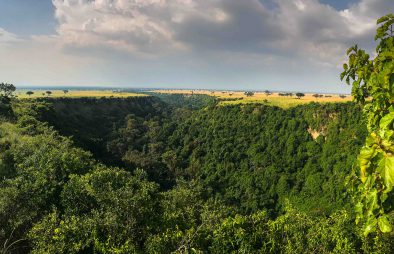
<box><xmin>0</xmin><ymin>0</ymin><xmax>393</xmax><ymax>93</ymax></box>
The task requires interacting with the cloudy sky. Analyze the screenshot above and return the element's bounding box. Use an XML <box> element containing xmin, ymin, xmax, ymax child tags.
<box><xmin>0</xmin><ymin>0</ymin><xmax>392</xmax><ymax>92</ymax></box>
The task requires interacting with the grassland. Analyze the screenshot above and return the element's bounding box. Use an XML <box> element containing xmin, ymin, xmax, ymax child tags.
<box><xmin>15</xmin><ymin>89</ymin><xmax>352</xmax><ymax>108</ymax></box>
<box><xmin>153</xmin><ymin>90</ymin><xmax>352</xmax><ymax>108</ymax></box>
<box><xmin>15</xmin><ymin>89</ymin><xmax>148</xmax><ymax>99</ymax></box>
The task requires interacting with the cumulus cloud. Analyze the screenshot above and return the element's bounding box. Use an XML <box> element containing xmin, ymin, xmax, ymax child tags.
<box><xmin>50</xmin><ymin>0</ymin><xmax>392</xmax><ymax>66</ymax></box>
<box><xmin>272</xmin><ymin>0</ymin><xmax>392</xmax><ymax>66</ymax></box>
<box><xmin>172</xmin><ymin>0</ymin><xmax>283</xmax><ymax>51</ymax></box>
<box><xmin>52</xmin><ymin>0</ymin><xmax>191</xmax><ymax>55</ymax></box>
<box><xmin>51</xmin><ymin>0</ymin><xmax>285</xmax><ymax>55</ymax></box>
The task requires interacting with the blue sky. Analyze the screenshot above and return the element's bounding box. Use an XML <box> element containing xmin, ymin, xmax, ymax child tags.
<box><xmin>0</xmin><ymin>1</ymin><xmax>55</xmax><ymax>36</ymax></box>
<box><xmin>0</xmin><ymin>0</ymin><xmax>392</xmax><ymax>92</ymax></box>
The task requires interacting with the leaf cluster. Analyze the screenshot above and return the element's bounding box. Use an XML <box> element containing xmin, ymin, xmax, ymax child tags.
<box><xmin>341</xmin><ymin>14</ymin><xmax>394</xmax><ymax>236</ymax></box>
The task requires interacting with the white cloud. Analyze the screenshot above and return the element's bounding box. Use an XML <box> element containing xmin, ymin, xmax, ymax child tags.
<box><xmin>50</xmin><ymin>0</ymin><xmax>283</xmax><ymax>55</ymax></box>
<box><xmin>0</xmin><ymin>28</ymin><xmax>19</xmax><ymax>43</ymax></box>
<box><xmin>49</xmin><ymin>0</ymin><xmax>392</xmax><ymax>65</ymax></box>
<box><xmin>273</xmin><ymin>0</ymin><xmax>392</xmax><ymax>67</ymax></box>
<box><xmin>52</xmin><ymin>0</ymin><xmax>199</xmax><ymax>55</ymax></box>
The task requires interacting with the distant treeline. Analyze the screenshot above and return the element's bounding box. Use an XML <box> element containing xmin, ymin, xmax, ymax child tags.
<box><xmin>217</xmin><ymin>97</ymin><xmax>244</xmax><ymax>101</ymax></box>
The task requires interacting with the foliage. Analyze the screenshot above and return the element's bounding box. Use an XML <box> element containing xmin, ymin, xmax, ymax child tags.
<box><xmin>29</xmin><ymin>168</ymin><xmax>160</xmax><ymax>253</ymax></box>
<box><xmin>1</xmin><ymin>92</ymin><xmax>393</xmax><ymax>253</ymax></box>
<box><xmin>0</xmin><ymin>83</ymin><xmax>15</xmax><ymax>119</ymax></box>
<box><xmin>146</xmin><ymin>93</ymin><xmax>217</xmax><ymax>110</ymax></box>
<box><xmin>35</xmin><ymin>97</ymin><xmax>168</xmax><ymax>166</ymax></box>
<box><xmin>296</xmin><ymin>92</ymin><xmax>305</xmax><ymax>99</ymax></box>
<box><xmin>38</xmin><ymin>98</ymin><xmax>366</xmax><ymax>214</ymax></box>
<box><xmin>162</xmin><ymin>103</ymin><xmax>365</xmax><ymax>215</ymax></box>
<box><xmin>341</xmin><ymin>14</ymin><xmax>394</xmax><ymax>236</ymax></box>
<box><xmin>0</xmin><ymin>83</ymin><xmax>16</xmax><ymax>98</ymax></box>
<box><xmin>148</xmin><ymin>203</ymin><xmax>368</xmax><ymax>254</ymax></box>
<box><xmin>0</xmin><ymin>121</ymin><xmax>94</xmax><ymax>252</ymax></box>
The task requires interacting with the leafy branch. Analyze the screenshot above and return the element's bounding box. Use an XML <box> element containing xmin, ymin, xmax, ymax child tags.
<box><xmin>341</xmin><ymin>14</ymin><xmax>394</xmax><ymax>236</ymax></box>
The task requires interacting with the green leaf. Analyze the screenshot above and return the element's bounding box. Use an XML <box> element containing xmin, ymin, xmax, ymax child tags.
<box><xmin>359</xmin><ymin>146</ymin><xmax>376</xmax><ymax>161</ymax></box>
<box><xmin>378</xmin><ymin>156</ymin><xmax>394</xmax><ymax>191</ymax></box>
<box><xmin>364</xmin><ymin>217</ymin><xmax>377</xmax><ymax>236</ymax></box>
<box><xmin>346</xmin><ymin>47</ymin><xmax>354</xmax><ymax>55</ymax></box>
<box><xmin>380</xmin><ymin>112</ymin><xmax>394</xmax><ymax>129</ymax></box>
<box><xmin>359</xmin><ymin>146</ymin><xmax>376</xmax><ymax>181</ymax></box>
<box><xmin>377</xmin><ymin>15</ymin><xmax>389</xmax><ymax>24</ymax></box>
<box><xmin>378</xmin><ymin>215</ymin><xmax>392</xmax><ymax>233</ymax></box>
<box><xmin>355</xmin><ymin>202</ymin><xmax>363</xmax><ymax>214</ymax></box>
<box><xmin>365</xmin><ymin>189</ymin><xmax>379</xmax><ymax>215</ymax></box>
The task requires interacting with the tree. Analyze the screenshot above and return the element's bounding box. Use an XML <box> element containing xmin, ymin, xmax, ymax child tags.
<box><xmin>264</xmin><ymin>90</ymin><xmax>272</xmax><ymax>96</ymax></box>
<box><xmin>62</xmin><ymin>90</ymin><xmax>69</xmax><ymax>95</ymax></box>
<box><xmin>341</xmin><ymin>14</ymin><xmax>394</xmax><ymax>236</ymax></box>
<box><xmin>26</xmin><ymin>91</ymin><xmax>34</xmax><ymax>97</ymax></box>
<box><xmin>339</xmin><ymin>95</ymin><xmax>347</xmax><ymax>99</ymax></box>
<box><xmin>0</xmin><ymin>126</ymin><xmax>95</xmax><ymax>253</ymax></box>
<box><xmin>0</xmin><ymin>83</ymin><xmax>15</xmax><ymax>98</ymax></box>
<box><xmin>296</xmin><ymin>93</ymin><xmax>305</xmax><ymax>99</ymax></box>
<box><xmin>244</xmin><ymin>91</ymin><xmax>254</xmax><ymax>97</ymax></box>
<box><xmin>0</xmin><ymin>83</ymin><xmax>15</xmax><ymax>118</ymax></box>
<box><xmin>29</xmin><ymin>168</ymin><xmax>160</xmax><ymax>253</ymax></box>
<box><xmin>45</xmin><ymin>91</ymin><xmax>52</xmax><ymax>97</ymax></box>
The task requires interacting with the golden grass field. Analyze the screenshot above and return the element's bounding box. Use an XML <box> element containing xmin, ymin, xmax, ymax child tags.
<box><xmin>153</xmin><ymin>90</ymin><xmax>352</xmax><ymax>108</ymax></box>
<box><xmin>15</xmin><ymin>89</ymin><xmax>352</xmax><ymax>109</ymax></box>
<box><xmin>15</xmin><ymin>90</ymin><xmax>148</xmax><ymax>99</ymax></box>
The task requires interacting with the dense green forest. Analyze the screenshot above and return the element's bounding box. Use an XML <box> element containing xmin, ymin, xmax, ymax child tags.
<box><xmin>39</xmin><ymin>97</ymin><xmax>366</xmax><ymax>215</ymax></box>
<box><xmin>1</xmin><ymin>90</ymin><xmax>393</xmax><ymax>253</ymax></box>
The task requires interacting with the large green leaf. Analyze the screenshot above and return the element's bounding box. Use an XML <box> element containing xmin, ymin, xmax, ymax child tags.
<box><xmin>378</xmin><ymin>156</ymin><xmax>394</xmax><ymax>191</ymax></box>
<box><xmin>378</xmin><ymin>215</ymin><xmax>392</xmax><ymax>233</ymax></box>
<box><xmin>380</xmin><ymin>112</ymin><xmax>394</xmax><ymax>129</ymax></box>
<box><xmin>365</xmin><ymin>189</ymin><xmax>379</xmax><ymax>216</ymax></box>
<box><xmin>359</xmin><ymin>146</ymin><xmax>376</xmax><ymax>182</ymax></box>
